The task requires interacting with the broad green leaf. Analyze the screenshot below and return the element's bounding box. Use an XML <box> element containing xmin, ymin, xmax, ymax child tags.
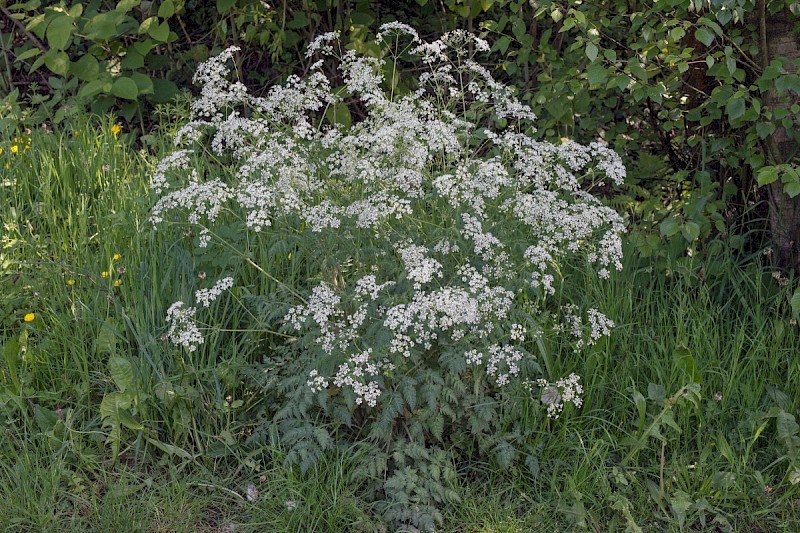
<box><xmin>286</xmin><ymin>11</ymin><xmax>309</xmax><ymax>29</ymax></box>
<box><xmin>46</xmin><ymin>15</ymin><xmax>73</xmax><ymax>50</ymax></box>
<box><xmin>695</xmin><ymin>27</ymin><xmax>714</xmax><ymax>47</ymax></box>
<box><xmin>660</xmin><ymin>216</ymin><xmax>681</xmax><ymax>237</ymax></box>
<box><xmin>777</xmin><ymin>410</ymin><xmax>799</xmax><ymax>440</ymax></box>
<box><xmin>681</xmin><ymin>221</ymin><xmax>701</xmax><ymax>241</ymax></box>
<box><xmin>43</xmin><ymin>50</ymin><xmax>69</xmax><ymax>75</ymax></box>
<box><xmin>71</xmin><ymin>54</ymin><xmax>99</xmax><ymax>81</ymax></box>
<box><xmin>725</xmin><ymin>97</ymin><xmax>745</xmax><ymax>121</ymax></box>
<box><xmin>116</xmin><ymin>0</ymin><xmax>141</xmax><ymax>12</ymax></box>
<box><xmin>672</xmin><ymin>345</ymin><xmax>701</xmax><ymax>383</ymax></box>
<box><xmin>217</xmin><ymin>0</ymin><xmax>236</xmax><ymax>13</ymax></box>
<box><xmin>785</xmin><ymin>180</ymin><xmax>800</xmax><ymax>198</ymax></box>
<box><xmin>148</xmin><ymin>20</ymin><xmax>170</xmax><ymax>41</ymax></box>
<box><xmin>756</xmin><ymin>122</ymin><xmax>776</xmax><ymax>139</ymax></box>
<box><xmin>756</xmin><ymin>166</ymin><xmax>779</xmax><ymax>186</ymax></box>
<box><xmin>587</xmin><ymin>62</ymin><xmax>607</xmax><ymax>85</ymax></box>
<box><xmin>149</xmin><ymin>78</ymin><xmax>180</xmax><ymax>103</ymax></box>
<box><xmin>585</xmin><ymin>42</ymin><xmax>598</xmax><ymax>62</ymax></box>
<box><xmin>111</xmin><ymin>76</ymin><xmax>139</xmax><ymax>99</ymax></box>
<box><xmin>158</xmin><ymin>0</ymin><xmax>175</xmax><ymax>18</ymax></box>
<box><xmin>16</xmin><ymin>48</ymin><xmax>42</xmax><ymax>61</ymax></box>
<box><xmin>139</xmin><ymin>16</ymin><xmax>157</xmax><ymax>34</ymax></box>
<box><xmin>130</xmin><ymin>71</ymin><xmax>153</xmax><ymax>94</ymax></box>
<box><xmin>84</xmin><ymin>11</ymin><xmax>124</xmax><ymax>40</ymax></box>
<box><xmin>109</xmin><ymin>356</ymin><xmax>136</xmax><ymax>392</ymax></box>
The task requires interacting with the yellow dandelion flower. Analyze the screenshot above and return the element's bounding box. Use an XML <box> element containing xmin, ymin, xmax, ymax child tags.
<box><xmin>111</xmin><ymin>124</ymin><xmax>121</xmax><ymax>137</ymax></box>
<box><xmin>10</xmin><ymin>145</ymin><xmax>18</xmax><ymax>154</ymax></box>
<box><xmin>0</xmin><ymin>147</ymin><xmax>3</xmax><ymax>156</ymax></box>
<box><xmin>101</xmin><ymin>271</ymin><xmax>109</xmax><ymax>278</ymax></box>
<box><xmin>113</xmin><ymin>280</ymin><xmax>122</xmax><ymax>287</ymax></box>
<box><xmin>24</xmin><ymin>313</ymin><xmax>35</xmax><ymax>322</ymax></box>
<box><xmin>113</xmin><ymin>253</ymin><xmax>120</xmax><ymax>261</ymax></box>
<box><xmin>67</xmin><ymin>279</ymin><xmax>75</xmax><ymax>286</ymax></box>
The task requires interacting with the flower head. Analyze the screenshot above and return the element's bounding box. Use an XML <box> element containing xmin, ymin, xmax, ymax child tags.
<box><xmin>24</xmin><ymin>312</ymin><xmax>35</xmax><ymax>322</ymax></box>
<box><xmin>111</xmin><ymin>124</ymin><xmax>122</xmax><ymax>137</ymax></box>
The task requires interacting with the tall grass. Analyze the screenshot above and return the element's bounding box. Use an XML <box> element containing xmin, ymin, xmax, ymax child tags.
<box><xmin>1</xmin><ymin>115</ymin><xmax>798</xmax><ymax>530</ymax></box>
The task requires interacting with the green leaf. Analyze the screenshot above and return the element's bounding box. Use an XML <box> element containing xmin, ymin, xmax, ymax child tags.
<box><xmin>286</xmin><ymin>11</ymin><xmax>309</xmax><ymax>29</ymax></box>
<box><xmin>790</xmin><ymin>287</ymin><xmax>800</xmax><ymax>320</ymax></box>
<box><xmin>71</xmin><ymin>54</ymin><xmax>99</xmax><ymax>81</ymax></box>
<box><xmin>725</xmin><ymin>97</ymin><xmax>745</xmax><ymax>121</ymax></box>
<box><xmin>16</xmin><ymin>48</ymin><xmax>42</xmax><ymax>62</ymax></box>
<box><xmin>111</xmin><ymin>76</ymin><xmax>139</xmax><ymax>100</ymax></box>
<box><xmin>84</xmin><ymin>11</ymin><xmax>125</xmax><ymax>40</ymax></box>
<box><xmin>585</xmin><ymin>42</ymin><xmax>598</xmax><ymax>62</ymax></box>
<box><xmin>148</xmin><ymin>20</ymin><xmax>170</xmax><ymax>42</ymax></box>
<box><xmin>158</xmin><ymin>0</ymin><xmax>175</xmax><ymax>18</ymax></box>
<box><xmin>139</xmin><ymin>16</ymin><xmax>158</xmax><ymax>34</ymax></box>
<box><xmin>628</xmin><ymin>60</ymin><xmax>648</xmax><ymax>81</ymax></box>
<box><xmin>756</xmin><ymin>122</ymin><xmax>776</xmax><ymax>139</ymax></box>
<box><xmin>217</xmin><ymin>0</ymin><xmax>236</xmax><ymax>13</ymax></box>
<box><xmin>146</xmin><ymin>437</ymin><xmax>193</xmax><ymax>459</ymax></box>
<box><xmin>695</xmin><ymin>27</ymin><xmax>714</xmax><ymax>47</ymax></box>
<box><xmin>681</xmin><ymin>221</ymin><xmax>701</xmax><ymax>241</ymax></box>
<box><xmin>116</xmin><ymin>0</ymin><xmax>141</xmax><ymax>12</ymax></box>
<box><xmin>777</xmin><ymin>410</ymin><xmax>799</xmax><ymax>440</ymax></box>
<box><xmin>46</xmin><ymin>15</ymin><xmax>73</xmax><ymax>51</ymax></box>
<box><xmin>78</xmin><ymin>78</ymin><xmax>110</xmax><ymax>98</ymax></box>
<box><xmin>587</xmin><ymin>62</ymin><xmax>607</xmax><ymax>85</ymax></box>
<box><xmin>672</xmin><ymin>345</ymin><xmax>701</xmax><ymax>383</ymax></box>
<box><xmin>756</xmin><ymin>166</ymin><xmax>780</xmax><ymax>186</ymax></box>
<box><xmin>43</xmin><ymin>50</ymin><xmax>69</xmax><ymax>76</ymax></box>
<box><xmin>109</xmin><ymin>356</ymin><xmax>136</xmax><ymax>392</ymax></box>
<box><xmin>660</xmin><ymin>216</ymin><xmax>681</xmax><ymax>237</ymax></box>
<box><xmin>130</xmin><ymin>72</ymin><xmax>153</xmax><ymax>94</ymax></box>
<box><xmin>785</xmin><ymin>180</ymin><xmax>800</xmax><ymax>198</ymax></box>
<box><xmin>149</xmin><ymin>78</ymin><xmax>180</xmax><ymax>103</ymax></box>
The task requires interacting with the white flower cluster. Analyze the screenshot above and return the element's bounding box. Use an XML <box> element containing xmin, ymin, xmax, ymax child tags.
<box><xmin>466</xmin><ymin>344</ymin><xmax>525</xmax><ymax>386</ymax></box>
<box><xmin>195</xmin><ymin>277</ymin><xmax>234</xmax><ymax>307</ymax></box>
<box><xmin>152</xmin><ymin>25</ymin><xmax>628</xmax><ymax>405</ymax></box>
<box><xmin>165</xmin><ymin>301</ymin><xmax>203</xmax><ymax>352</ymax></box>
<box><xmin>557</xmin><ymin>305</ymin><xmax>615</xmax><ymax>350</ymax></box>
<box><xmin>165</xmin><ymin>276</ymin><xmax>235</xmax><ymax>351</ymax></box>
<box><xmin>535</xmin><ymin>373</ymin><xmax>584</xmax><ymax>419</ymax></box>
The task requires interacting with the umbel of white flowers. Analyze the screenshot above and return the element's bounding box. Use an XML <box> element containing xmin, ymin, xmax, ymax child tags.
<box><xmin>151</xmin><ymin>22</ymin><xmax>625</xmax><ymax>414</ymax></box>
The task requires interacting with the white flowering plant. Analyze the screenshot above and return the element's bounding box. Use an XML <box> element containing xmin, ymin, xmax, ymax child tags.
<box><xmin>150</xmin><ymin>23</ymin><xmax>625</xmax><ymax>530</ymax></box>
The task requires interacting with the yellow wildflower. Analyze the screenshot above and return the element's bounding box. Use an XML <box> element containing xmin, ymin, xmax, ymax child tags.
<box><xmin>101</xmin><ymin>271</ymin><xmax>109</xmax><ymax>278</ymax></box>
<box><xmin>113</xmin><ymin>253</ymin><xmax>120</xmax><ymax>261</ymax></box>
<box><xmin>10</xmin><ymin>145</ymin><xmax>18</xmax><ymax>154</ymax></box>
<box><xmin>24</xmin><ymin>313</ymin><xmax>35</xmax><ymax>322</ymax></box>
<box><xmin>113</xmin><ymin>280</ymin><xmax>122</xmax><ymax>287</ymax></box>
<box><xmin>0</xmin><ymin>147</ymin><xmax>3</xmax><ymax>156</ymax></box>
<box><xmin>111</xmin><ymin>124</ymin><xmax>121</xmax><ymax>137</ymax></box>
<box><xmin>67</xmin><ymin>279</ymin><xmax>75</xmax><ymax>286</ymax></box>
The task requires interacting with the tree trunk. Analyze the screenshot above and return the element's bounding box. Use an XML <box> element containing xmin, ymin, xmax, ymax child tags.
<box><xmin>764</xmin><ymin>6</ymin><xmax>800</xmax><ymax>273</ymax></box>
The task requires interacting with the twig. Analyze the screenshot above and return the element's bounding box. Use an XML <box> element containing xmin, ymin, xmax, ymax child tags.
<box><xmin>0</xmin><ymin>4</ymin><xmax>47</xmax><ymax>51</ymax></box>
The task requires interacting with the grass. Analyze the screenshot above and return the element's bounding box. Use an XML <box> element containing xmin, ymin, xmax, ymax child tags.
<box><xmin>1</xmin><ymin>114</ymin><xmax>799</xmax><ymax>531</ymax></box>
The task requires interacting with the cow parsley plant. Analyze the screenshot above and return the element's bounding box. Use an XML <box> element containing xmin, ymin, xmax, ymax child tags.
<box><xmin>151</xmin><ymin>23</ymin><xmax>625</xmax><ymax>530</ymax></box>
